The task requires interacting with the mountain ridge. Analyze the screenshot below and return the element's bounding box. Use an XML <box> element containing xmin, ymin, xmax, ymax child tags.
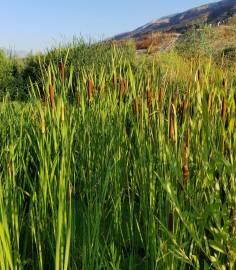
<box><xmin>114</xmin><ymin>0</ymin><xmax>236</xmax><ymax>40</ymax></box>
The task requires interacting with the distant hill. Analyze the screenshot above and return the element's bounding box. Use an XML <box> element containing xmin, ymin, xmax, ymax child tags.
<box><xmin>114</xmin><ymin>0</ymin><xmax>236</xmax><ymax>40</ymax></box>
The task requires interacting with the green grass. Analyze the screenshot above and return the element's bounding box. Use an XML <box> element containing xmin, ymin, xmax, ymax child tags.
<box><xmin>0</xmin><ymin>44</ymin><xmax>236</xmax><ymax>269</ymax></box>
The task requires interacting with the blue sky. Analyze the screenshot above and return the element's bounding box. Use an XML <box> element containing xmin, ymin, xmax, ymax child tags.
<box><xmin>0</xmin><ymin>0</ymin><xmax>217</xmax><ymax>52</ymax></box>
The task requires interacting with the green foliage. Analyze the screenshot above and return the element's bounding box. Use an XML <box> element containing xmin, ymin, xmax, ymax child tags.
<box><xmin>0</xmin><ymin>46</ymin><xmax>236</xmax><ymax>269</ymax></box>
<box><xmin>175</xmin><ymin>26</ymin><xmax>213</xmax><ymax>58</ymax></box>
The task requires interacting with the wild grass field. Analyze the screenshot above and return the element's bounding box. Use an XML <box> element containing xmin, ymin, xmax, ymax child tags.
<box><xmin>0</xmin><ymin>38</ymin><xmax>236</xmax><ymax>269</ymax></box>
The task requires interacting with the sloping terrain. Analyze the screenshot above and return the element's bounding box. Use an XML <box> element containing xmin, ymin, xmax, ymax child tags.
<box><xmin>114</xmin><ymin>0</ymin><xmax>236</xmax><ymax>40</ymax></box>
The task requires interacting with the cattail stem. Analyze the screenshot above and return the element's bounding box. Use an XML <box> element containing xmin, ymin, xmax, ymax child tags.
<box><xmin>159</xmin><ymin>85</ymin><xmax>164</xmax><ymax>109</ymax></box>
<box><xmin>61</xmin><ymin>63</ymin><xmax>65</xmax><ymax>88</ymax></box>
<box><xmin>169</xmin><ymin>103</ymin><xmax>175</xmax><ymax>141</ymax></box>
<box><xmin>147</xmin><ymin>79</ymin><xmax>152</xmax><ymax>114</ymax></box>
<box><xmin>98</xmin><ymin>84</ymin><xmax>103</xmax><ymax>100</ymax></box>
<box><xmin>118</xmin><ymin>80</ymin><xmax>124</xmax><ymax>105</ymax></box>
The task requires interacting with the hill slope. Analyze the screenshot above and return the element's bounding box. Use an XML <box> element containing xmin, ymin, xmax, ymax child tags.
<box><xmin>114</xmin><ymin>0</ymin><xmax>236</xmax><ymax>40</ymax></box>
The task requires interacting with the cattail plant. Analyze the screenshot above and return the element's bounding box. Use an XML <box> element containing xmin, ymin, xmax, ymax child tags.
<box><xmin>87</xmin><ymin>79</ymin><xmax>94</xmax><ymax>105</ymax></box>
<box><xmin>173</xmin><ymin>89</ymin><xmax>179</xmax><ymax>107</ymax></box>
<box><xmin>222</xmin><ymin>77</ymin><xmax>227</xmax><ymax>90</ymax></box>
<box><xmin>208</xmin><ymin>91</ymin><xmax>213</xmax><ymax>115</ymax></box>
<box><xmin>169</xmin><ymin>103</ymin><xmax>175</xmax><ymax>141</ymax></box>
<box><xmin>49</xmin><ymin>84</ymin><xmax>55</xmax><ymax>111</ymax></box>
<box><xmin>134</xmin><ymin>96</ymin><xmax>139</xmax><ymax>116</ymax></box>
<box><xmin>105</xmin><ymin>80</ymin><xmax>109</xmax><ymax>96</ymax></box>
<box><xmin>182</xmin><ymin>148</ymin><xmax>189</xmax><ymax>186</ymax></box>
<box><xmin>197</xmin><ymin>69</ymin><xmax>200</xmax><ymax>82</ymax></box>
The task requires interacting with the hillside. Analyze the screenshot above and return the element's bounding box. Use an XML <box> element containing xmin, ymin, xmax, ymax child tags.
<box><xmin>114</xmin><ymin>0</ymin><xmax>236</xmax><ymax>40</ymax></box>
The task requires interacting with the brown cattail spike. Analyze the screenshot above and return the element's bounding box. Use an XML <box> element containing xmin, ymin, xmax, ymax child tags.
<box><xmin>88</xmin><ymin>79</ymin><xmax>94</xmax><ymax>105</ymax></box>
<box><xmin>113</xmin><ymin>73</ymin><xmax>117</xmax><ymax>91</ymax></box>
<box><xmin>197</xmin><ymin>69</ymin><xmax>200</xmax><ymax>82</ymax></box>
<box><xmin>173</xmin><ymin>89</ymin><xmax>179</xmax><ymax>106</ymax></box>
<box><xmin>49</xmin><ymin>84</ymin><xmax>55</xmax><ymax>110</ymax></box>
<box><xmin>208</xmin><ymin>92</ymin><xmax>213</xmax><ymax>114</ymax></box>
<box><xmin>182</xmin><ymin>150</ymin><xmax>189</xmax><ymax>186</ymax></box>
<box><xmin>105</xmin><ymin>80</ymin><xmax>109</xmax><ymax>96</ymax></box>
<box><xmin>222</xmin><ymin>78</ymin><xmax>227</xmax><ymax>90</ymax></box>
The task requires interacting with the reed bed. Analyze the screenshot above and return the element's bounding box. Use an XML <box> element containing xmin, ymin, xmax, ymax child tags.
<box><xmin>0</xmin><ymin>45</ymin><xmax>236</xmax><ymax>270</ymax></box>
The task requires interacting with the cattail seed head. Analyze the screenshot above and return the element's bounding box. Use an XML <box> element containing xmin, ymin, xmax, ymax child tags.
<box><xmin>106</xmin><ymin>80</ymin><xmax>109</xmax><ymax>96</ymax></box>
<box><xmin>182</xmin><ymin>149</ymin><xmax>189</xmax><ymax>186</ymax></box>
<box><xmin>222</xmin><ymin>77</ymin><xmax>227</xmax><ymax>90</ymax></box>
<box><xmin>197</xmin><ymin>69</ymin><xmax>200</xmax><ymax>82</ymax></box>
<box><xmin>113</xmin><ymin>73</ymin><xmax>117</xmax><ymax>91</ymax></box>
<box><xmin>159</xmin><ymin>85</ymin><xmax>164</xmax><ymax>108</ymax></box>
<box><xmin>208</xmin><ymin>92</ymin><xmax>213</xmax><ymax>114</ymax></box>
<box><xmin>49</xmin><ymin>84</ymin><xmax>55</xmax><ymax>110</ymax></box>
